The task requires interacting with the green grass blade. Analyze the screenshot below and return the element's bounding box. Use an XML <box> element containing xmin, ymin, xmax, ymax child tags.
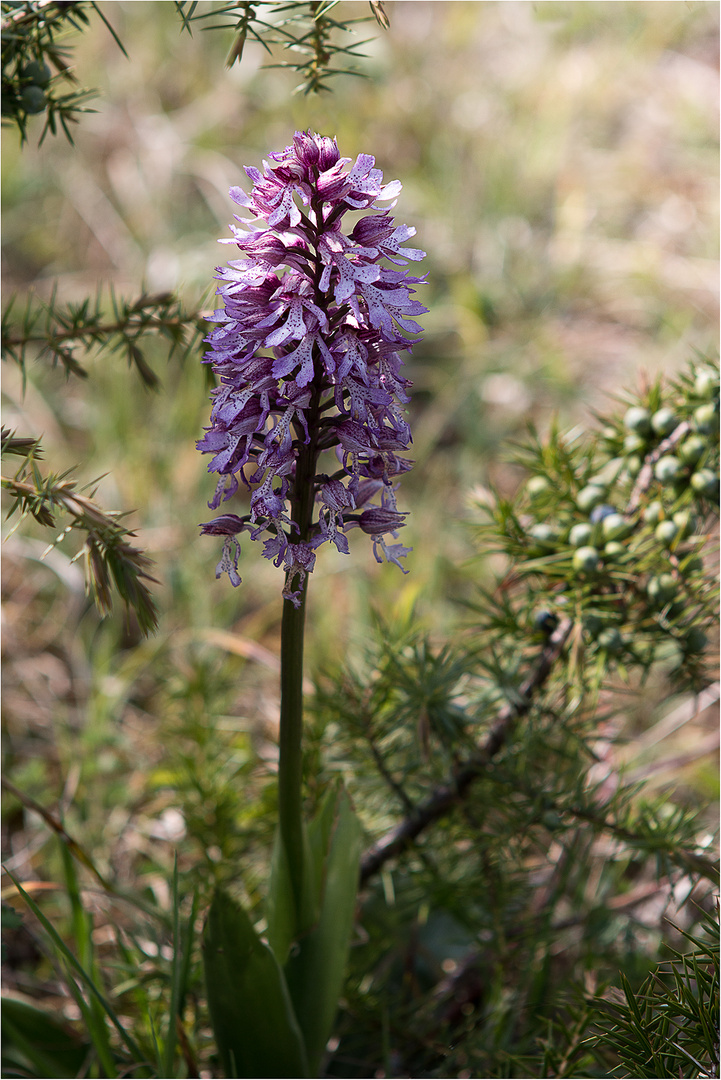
<box><xmin>60</xmin><ymin>962</ymin><xmax>117</xmax><ymax>1077</ymax></box>
<box><xmin>59</xmin><ymin>841</ymin><xmax>117</xmax><ymax>1075</ymax></box>
<box><xmin>148</xmin><ymin>1010</ymin><xmax>163</xmax><ymax>1076</ymax></box>
<box><xmin>161</xmin><ymin>856</ymin><xmax>181</xmax><ymax>1077</ymax></box>
<box><xmin>178</xmin><ymin>887</ymin><xmax>198</xmax><ymax>1017</ymax></box>
<box><xmin>3</xmin><ymin>869</ymin><xmax>146</xmax><ymax>1067</ymax></box>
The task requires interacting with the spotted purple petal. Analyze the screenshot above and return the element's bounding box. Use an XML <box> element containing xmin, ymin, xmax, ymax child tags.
<box><xmin>197</xmin><ymin>131</ymin><xmax>426</xmax><ymax>597</ymax></box>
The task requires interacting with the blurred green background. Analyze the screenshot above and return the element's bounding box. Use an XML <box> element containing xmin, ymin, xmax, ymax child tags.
<box><xmin>3</xmin><ymin>2</ymin><xmax>718</xmax><ymax>646</ymax></box>
<box><xmin>2</xmin><ymin>1</ymin><xmax>718</xmax><ymax>1062</ymax></box>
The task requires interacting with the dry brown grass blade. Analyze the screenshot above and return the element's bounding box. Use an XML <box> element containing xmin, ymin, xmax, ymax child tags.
<box><xmin>1</xmin><ymin>776</ymin><xmax>113</xmax><ymax>892</ymax></box>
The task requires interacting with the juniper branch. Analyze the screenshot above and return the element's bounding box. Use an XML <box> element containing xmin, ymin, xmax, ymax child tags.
<box><xmin>360</xmin><ymin>362</ymin><xmax>719</xmax><ymax>884</ymax></box>
<box><xmin>360</xmin><ymin>616</ymin><xmax>574</xmax><ymax>882</ymax></box>
<box><xmin>2</xmin><ymin>287</ymin><xmax>209</xmax><ymax>388</ymax></box>
<box><xmin>2</xmin><ymin>464</ymin><xmax>159</xmax><ymax>634</ymax></box>
<box><xmin>565</xmin><ymin>801</ymin><xmax>719</xmax><ymax>881</ymax></box>
<box><xmin>173</xmin><ymin>0</ymin><xmax>387</xmax><ymax>92</ymax></box>
<box><xmin>626</xmin><ymin>419</ymin><xmax>692</xmax><ymax>516</ymax></box>
<box><xmin>1</xmin><ymin>0</ymin><xmax>124</xmax><ymax>144</ymax></box>
<box><xmin>0</xmin><ymin>426</ymin><xmax>43</xmax><ymax>458</ymax></box>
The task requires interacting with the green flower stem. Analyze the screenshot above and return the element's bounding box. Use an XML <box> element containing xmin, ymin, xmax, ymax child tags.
<box><xmin>279</xmin><ymin>581</ymin><xmax>308</xmax><ymax>921</ymax></box>
<box><xmin>278</xmin><ymin>391</ymin><xmax>321</xmax><ymax>923</ymax></box>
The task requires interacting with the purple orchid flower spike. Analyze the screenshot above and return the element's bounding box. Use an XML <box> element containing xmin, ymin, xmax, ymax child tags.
<box><xmin>198</xmin><ymin>131</ymin><xmax>427</xmax><ymax>605</ymax></box>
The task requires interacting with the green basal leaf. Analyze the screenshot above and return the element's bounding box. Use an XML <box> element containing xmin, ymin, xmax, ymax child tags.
<box><xmin>202</xmin><ymin>888</ymin><xmax>309</xmax><ymax>1079</ymax></box>
<box><xmin>265</xmin><ymin>823</ymin><xmax>300</xmax><ymax>966</ymax></box>
<box><xmin>1</xmin><ymin>997</ymin><xmax>92</xmax><ymax>1079</ymax></box>
<box><xmin>306</xmin><ymin>781</ymin><xmax>348</xmax><ymax>898</ymax></box>
<box><xmin>266</xmin><ymin>782</ymin><xmax>340</xmax><ymax>965</ymax></box>
<box><xmin>285</xmin><ymin>786</ymin><xmax>362</xmax><ymax>1075</ymax></box>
